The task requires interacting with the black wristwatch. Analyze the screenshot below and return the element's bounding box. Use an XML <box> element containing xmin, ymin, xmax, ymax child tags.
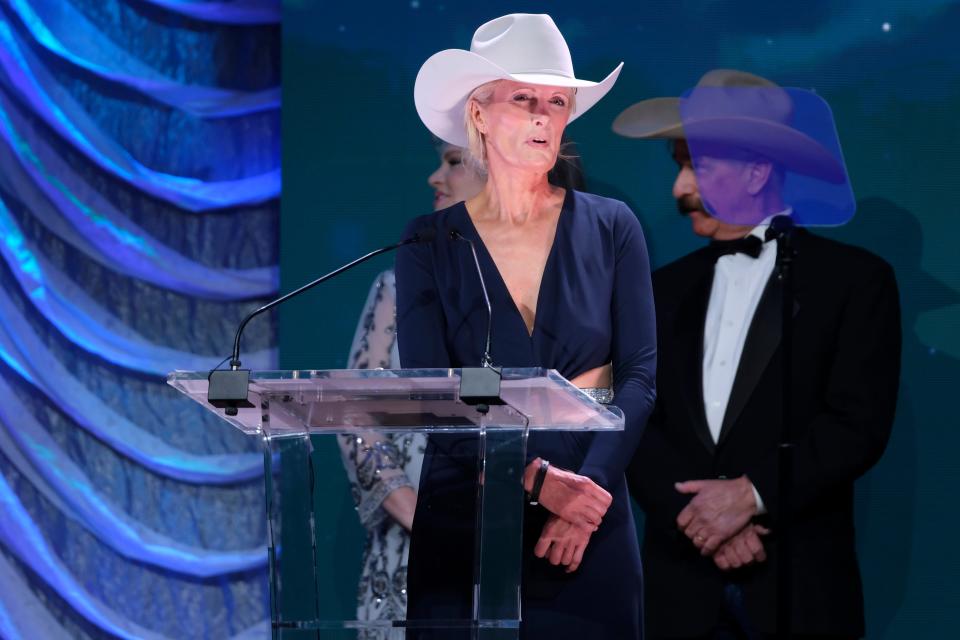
<box><xmin>528</xmin><ymin>459</ymin><xmax>550</xmax><ymax>506</ymax></box>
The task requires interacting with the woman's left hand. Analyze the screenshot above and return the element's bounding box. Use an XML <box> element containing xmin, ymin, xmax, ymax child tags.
<box><xmin>527</xmin><ymin>462</ymin><xmax>611</xmax><ymax>529</ymax></box>
<box><xmin>534</xmin><ymin>514</ymin><xmax>594</xmax><ymax>573</ymax></box>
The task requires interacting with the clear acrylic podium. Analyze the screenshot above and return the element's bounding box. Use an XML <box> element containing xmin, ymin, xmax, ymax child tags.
<box><xmin>168</xmin><ymin>368</ymin><xmax>623</xmax><ymax>638</ymax></box>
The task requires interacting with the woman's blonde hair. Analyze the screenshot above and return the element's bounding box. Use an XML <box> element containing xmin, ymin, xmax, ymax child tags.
<box><xmin>463</xmin><ymin>81</ymin><xmax>498</xmax><ymax>175</ymax></box>
<box><xmin>463</xmin><ymin>80</ymin><xmax>577</xmax><ymax>174</ymax></box>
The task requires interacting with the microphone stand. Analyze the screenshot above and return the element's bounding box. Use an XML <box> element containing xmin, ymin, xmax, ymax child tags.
<box><xmin>768</xmin><ymin>215</ymin><xmax>796</xmax><ymax>639</ymax></box>
<box><xmin>449</xmin><ymin>229</ymin><xmax>503</xmax><ymax>414</ymax></box>
<box><xmin>207</xmin><ymin>231</ymin><xmax>435</xmax><ymax>415</ymax></box>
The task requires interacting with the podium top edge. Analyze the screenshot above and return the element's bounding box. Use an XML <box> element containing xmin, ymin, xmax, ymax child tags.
<box><xmin>167</xmin><ymin>367</ymin><xmax>556</xmax><ymax>382</ymax></box>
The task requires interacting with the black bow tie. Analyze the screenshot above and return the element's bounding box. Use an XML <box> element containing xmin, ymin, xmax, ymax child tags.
<box><xmin>708</xmin><ymin>235</ymin><xmax>763</xmax><ymax>261</ymax></box>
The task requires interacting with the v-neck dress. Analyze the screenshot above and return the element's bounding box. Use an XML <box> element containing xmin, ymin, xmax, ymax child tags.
<box><xmin>395</xmin><ymin>190</ymin><xmax>657</xmax><ymax>638</ymax></box>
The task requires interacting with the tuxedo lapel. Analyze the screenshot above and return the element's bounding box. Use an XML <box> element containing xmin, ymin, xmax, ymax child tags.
<box><xmin>716</xmin><ymin>265</ymin><xmax>801</xmax><ymax>447</ymax></box>
<box><xmin>673</xmin><ymin>264</ymin><xmax>716</xmax><ymax>454</ymax></box>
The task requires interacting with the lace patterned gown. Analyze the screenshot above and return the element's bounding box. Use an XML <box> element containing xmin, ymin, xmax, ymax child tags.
<box><xmin>338</xmin><ymin>270</ymin><xmax>426</xmax><ymax>639</ymax></box>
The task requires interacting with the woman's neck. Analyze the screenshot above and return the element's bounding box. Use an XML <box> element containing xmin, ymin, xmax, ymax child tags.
<box><xmin>469</xmin><ymin>163</ymin><xmax>560</xmax><ymax>225</ymax></box>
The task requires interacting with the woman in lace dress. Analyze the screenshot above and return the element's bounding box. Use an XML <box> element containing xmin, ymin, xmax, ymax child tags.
<box><xmin>338</xmin><ymin>143</ymin><xmax>485</xmax><ymax>638</ymax></box>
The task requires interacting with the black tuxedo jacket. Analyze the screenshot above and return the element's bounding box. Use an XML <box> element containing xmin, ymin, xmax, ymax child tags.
<box><xmin>628</xmin><ymin>230</ymin><xmax>901</xmax><ymax>637</ymax></box>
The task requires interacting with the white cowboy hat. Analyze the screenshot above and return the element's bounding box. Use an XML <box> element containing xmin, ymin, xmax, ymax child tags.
<box><xmin>612</xmin><ymin>69</ymin><xmax>846</xmax><ymax>183</ymax></box>
<box><xmin>414</xmin><ymin>13</ymin><xmax>623</xmax><ymax>147</ymax></box>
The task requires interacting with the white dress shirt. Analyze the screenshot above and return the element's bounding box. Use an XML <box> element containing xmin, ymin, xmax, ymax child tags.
<box><xmin>702</xmin><ymin>212</ymin><xmax>790</xmax><ymax>513</ymax></box>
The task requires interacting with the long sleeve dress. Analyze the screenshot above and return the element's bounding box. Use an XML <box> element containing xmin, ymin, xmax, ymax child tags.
<box><xmin>337</xmin><ymin>269</ymin><xmax>426</xmax><ymax>639</ymax></box>
<box><xmin>394</xmin><ymin>190</ymin><xmax>657</xmax><ymax>639</ymax></box>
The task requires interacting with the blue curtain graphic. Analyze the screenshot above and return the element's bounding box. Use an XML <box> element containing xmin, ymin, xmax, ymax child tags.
<box><xmin>0</xmin><ymin>1</ymin><xmax>279</xmax><ymax>637</ymax></box>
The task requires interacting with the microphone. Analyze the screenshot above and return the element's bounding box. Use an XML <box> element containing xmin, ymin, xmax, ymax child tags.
<box><xmin>207</xmin><ymin>228</ymin><xmax>436</xmax><ymax>415</ymax></box>
<box><xmin>764</xmin><ymin>214</ymin><xmax>795</xmax><ymax>243</ymax></box>
<box><xmin>765</xmin><ymin>214</ymin><xmax>796</xmax><ymax>283</ymax></box>
<box><xmin>448</xmin><ymin>227</ymin><xmax>502</xmax><ymax>412</ymax></box>
<box><xmin>448</xmin><ymin>228</ymin><xmax>493</xmax><ymax>367</ymax></box>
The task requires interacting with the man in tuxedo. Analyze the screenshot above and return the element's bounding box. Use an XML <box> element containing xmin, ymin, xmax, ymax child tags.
<box><xmin>613</xmin><ymin>70</ymin><xmax>901</xmax><ymax>639</ymax></box>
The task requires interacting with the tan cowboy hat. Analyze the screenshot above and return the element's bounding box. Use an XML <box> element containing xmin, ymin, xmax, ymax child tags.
<box><xmin>415</xmin><ymin>13</ymin><xmax>623</xmax><ymax>148</ymax></box>
<box><xmin>612</xmin><ymin>69</ymin><xmax>846</xmax><ymax>183</ymax></box>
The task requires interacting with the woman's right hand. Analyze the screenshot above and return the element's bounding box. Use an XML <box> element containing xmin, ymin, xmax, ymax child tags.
<box><xmin>382</xmin><ymin>485</ymin><xmax>417</xmax><ymax>532</ymax></box>
<box><xmin>534</xmin><ymin>514</ymin><xmax>594</xmax><ymax>573</ymax></box>
<box><xmin>525</xmin><ymin>459</ymin><xmax>612</xmax><ymax>530</ymax></box>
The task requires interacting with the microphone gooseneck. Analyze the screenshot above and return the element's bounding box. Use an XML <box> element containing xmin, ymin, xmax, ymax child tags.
<box><xmin>448</xmin><ymin>227</ymin><xmax>502</xmax><ymax>412</ymax></box>
<box><xmin>209</xmin><ymin>230</ymin><xmax>436</xmax><ymax>415</ymax></box>
<box><xmin>448</xmin><ymin>228</ymin><xmax>494</xmax><ymax>368</ymax></box>
<box><xmin>228</xmin><ymin>229</ymin><xmax>436</xmax><ymax>371</ymax></box>
<box><xmin>767</xmin><ymin>212</ymin><xmax>796</xmax><ymax>639</ymax></box>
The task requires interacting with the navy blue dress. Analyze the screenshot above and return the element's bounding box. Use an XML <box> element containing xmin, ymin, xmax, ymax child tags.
<box><xmin>395</xmin><ymin>190</ymin><xmax>657</xmax><ymax>638</ymax></box>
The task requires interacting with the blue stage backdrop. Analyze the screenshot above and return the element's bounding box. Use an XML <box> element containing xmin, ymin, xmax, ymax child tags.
<box><xmin>0</xmin><ymin>1</ymin><xmax>279</xmax><ymax>638</ymax></box>
<box><xmin>282</xmin><ymin>0</ymin><xmax>960</xmax><ymax>637</ymax></box>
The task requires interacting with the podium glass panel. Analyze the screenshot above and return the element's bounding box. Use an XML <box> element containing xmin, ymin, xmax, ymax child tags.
<box><xmin>168</xmin><ymin>368</ymin><xmax>623</xmax><ymax>638</ymax></box>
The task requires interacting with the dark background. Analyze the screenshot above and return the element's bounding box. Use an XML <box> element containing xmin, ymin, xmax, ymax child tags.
<box><xmin>282</xmin><ymin>1</ymin><xmax>960</xmax><ymax>636</ymax></box>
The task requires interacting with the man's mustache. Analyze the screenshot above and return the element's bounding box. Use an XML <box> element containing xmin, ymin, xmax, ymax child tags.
<box><xmin>677</xmin><ymin>195</ymin><xmax>704</xmax><ymax>217</ymax></box>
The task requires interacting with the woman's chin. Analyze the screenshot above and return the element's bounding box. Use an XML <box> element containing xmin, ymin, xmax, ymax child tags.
<box><xmin>509</xmin><ymin>155</ymin><xmax>557</xmax><ymax>175</ymax></box>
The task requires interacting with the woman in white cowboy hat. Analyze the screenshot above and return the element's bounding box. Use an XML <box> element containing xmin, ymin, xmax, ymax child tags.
<box><xmin>340</xmin><ymin>136</ymin><xmax>587</xmax><ymax>639</ymax></box>
<box><xmin>396</xmin><ymin>14</ymin><xmax>656</xmax><ymax>638</ymax></box>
